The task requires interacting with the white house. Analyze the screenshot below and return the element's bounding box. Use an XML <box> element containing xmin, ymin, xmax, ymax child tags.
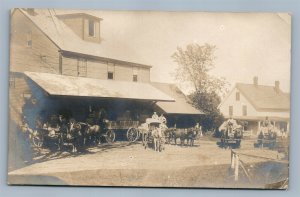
<box><xmin>218</xmin><ymin>77</ymin><xmax>290</xmax><ymax>135</ymax></box>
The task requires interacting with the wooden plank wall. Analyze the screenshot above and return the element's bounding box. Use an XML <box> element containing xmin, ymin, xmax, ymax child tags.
<box><xmin>10</xmin><ymin>9</ymin><xmax>60</xmax><ymax>74</ymax></box>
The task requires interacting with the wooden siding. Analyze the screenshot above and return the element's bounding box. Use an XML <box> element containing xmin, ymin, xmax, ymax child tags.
<box><xmin>139</xmin><ymin>68</ymin><xmax>150</xmax><ymax>83</ymax></box>
<box><xmin>9</xmin><ymin>75</ymin><xmax>31</xmax><ymax>125</ymax></box>
<box><xmin>87</xmin><ymin>60</ymin><xmax>107</xmax><ymax>79</ymax></box>
<box><xmin>62</xmin><ymin>56</ymin><xmax>78</xmax><ymax>76</ymax></box>
<box><xmin>10</xmin><ymin>9</ymin><xmax>60</xmax><ymax>74</ymax></box>
<box><xmin>62</xmin><ymin>55</ymin><xmax>151</xmax><ymax>82</ymax></box>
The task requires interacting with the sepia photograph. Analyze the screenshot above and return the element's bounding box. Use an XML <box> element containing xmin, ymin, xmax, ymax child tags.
<box><xmin>7</xmin><ymin>8</ymin><xmax>290</xmax><ymax>189</ymax></box>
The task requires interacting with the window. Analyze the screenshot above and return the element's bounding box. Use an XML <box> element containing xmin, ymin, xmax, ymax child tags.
<box><xmin>229</xmin><ymin>106</ymin><xmax>233</xmax><ymax>116</ymax></box>
<box><xmin>88</xmin><ymin>19</ymin><xmax>95</xmax><ymax>37</ymax></box>
<box><xmin>77</xmin><ymin>58</ymin><xmax>87</xmax><ymax>77</ymax></box>
<box><xmin>9</xmin><ymin>75</ymin><xmax>15</xmax><ymax>88</ymax></box>
<box><xmin>133</xmin><ymin>74</ymin><xmax>138</xmax><ymax>82</ymax></box>
<box><xmin>236</xmin><ymin>92</ymin><xmax>240</xmax><ymax>101</ymax></box>
<box><xmin>133</xmin><ymin>67</ymin><xmax>138</xmax><ymax>82</ymax></box>
<box><xmin>40</xmin><ymin>55</ymin><xmax>47</xmax><ymax>63</ymax></box>
<box><xmin>107</xmin><ymin>63</ymin><xmax>114</xmax><ymax>80</ymax></box>
<box><xmin>108</xmin><ymin>72</ymin><xmax>114</xmax><ymax>80</ymax></box>
<box><xmin>242</xmin><ymin>105</ymin><xmax>247</xmax><ymax>116</ymax></box>
<box><xmin>26</xmin><ymin>31</ymin><xmax>32</xmax><ymax>47</ymax></box>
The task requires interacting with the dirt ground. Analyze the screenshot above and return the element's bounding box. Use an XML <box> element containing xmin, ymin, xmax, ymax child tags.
<box><xmin>7</xmin><ymin>137</ymin><xmax>289</xmax><ymax>188</ymax></box>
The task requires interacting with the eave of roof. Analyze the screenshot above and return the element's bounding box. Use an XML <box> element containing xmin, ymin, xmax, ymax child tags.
<box><xmin>24</xmin><ymin>72</ymin><xmax>175</xmax><ymax>102</ymax></box>
<box><xmin>56</xmin><ymin>13</ymin><xmax>103</xmax><ymax>21</ymax></box>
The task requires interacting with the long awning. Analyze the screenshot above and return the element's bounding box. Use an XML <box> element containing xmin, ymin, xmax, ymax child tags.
<box><xmin>24</xmin><ymin>72</ymin><xmax>175</xmax><ymax>102</ymax></box>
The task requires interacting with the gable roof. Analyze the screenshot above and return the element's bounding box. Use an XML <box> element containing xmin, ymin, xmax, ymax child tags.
<box><xmin>151</xmin><ymin>82</ymin><xmax>204</xmax><ymax>115</ymax></box>
<box><xmin>235</xmin><ymin>83</ymin><xmax>290</xmax><ymax>111</ymax></box>
<box><xmin>15</xmin><ymin>8</ymin><xmax>151</xmax><ymax>68</ymax></box>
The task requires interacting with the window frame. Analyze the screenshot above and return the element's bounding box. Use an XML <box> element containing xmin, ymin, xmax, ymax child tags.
<box><xmin>107</xmin><ymin>71</ymin><xmax>114</xmax><ymax>80</ymax></box>
<box><xmin>88</xmin><ymin>19</ymin><xmax>96</xmax><ymax>37</ymax></box>
<box><xmin>26</xmin><ymin>31</ymin><xmax>32</xmax><ymax>48</ymax></box>
<box><xmin>133</xmin><ymin>74</ymin><xmax>138</xmax><ymax>82</ymax></box>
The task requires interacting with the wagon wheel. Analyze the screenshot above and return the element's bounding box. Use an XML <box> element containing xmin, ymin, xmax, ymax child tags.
<box><xmin>127</xmin><ymin>127</ymin><xmax>139</xmax><ymax>142</ymax></box>
<box><xmin>32</xmin><ymin>135</ymin><xmax>43</xmax><ymax>148</ymax></box>
<box><xmin>105</xmin><ymin>129</ymin><xmax>116</xmax><ymax>144</ymax></box>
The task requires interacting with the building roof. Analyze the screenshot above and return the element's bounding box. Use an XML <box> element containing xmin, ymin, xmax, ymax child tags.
<box><xmin>15</xmin><ymin>8</ymin><xmax>152</xmax><ymax>68</ymax></box>
<box><xmin>55</xmin><ymin>12</ymin><xmax>103</xmax><ymax>21</ymax></box>
<box><xmin>25</xmin><ymin>72</ymin><xmax>175</xmax><ymax>102</ymax></box>
<box><xmin>151</xmin><ymin>82</ymin><xmax>204</xmax><ymax>115</ymax></box>
<box><xmin>235</xmin><ymin>83</ymin><xmax>290</xmax><ymax>111</ymax></box>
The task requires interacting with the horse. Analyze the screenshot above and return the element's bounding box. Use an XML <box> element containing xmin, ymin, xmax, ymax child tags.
<box><xmin>151</xmin><ymin>127</ymin><xmax>164</xmax><ymax>152</ymax></box>
<box><xmin>171</xmin><ymin>128</ymin><xmax>200</xmax><ymax>146</ymax></box>
<box><xmin>186</xmin><ymin>128</ymin><xmax>200</xmax><ymax>146</ymax></box>
<box><xmin>59</xmin><ymin>118</ymin><xmax>83</xmax><ymax>153</ymax></box>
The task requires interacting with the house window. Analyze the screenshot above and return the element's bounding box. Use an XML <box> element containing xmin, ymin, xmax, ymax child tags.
<box><xmin>88</xmin><ymin>19</ymin><xmax>95</xmax><ymax>37</ymax></box>
<box><xmin>133</xmin><ymin>74</ymin><xmax>138</xmax><ymax>82</ymax></box>
<box><xmin>242</xmin><ymin>105</ymin><xmax>247</xmax><ymax>116</ymax></box>
<box><xmin>236</xmin><ymin>92</ymin><xmax>240</xmax><ymax>101</ymax></box>
<box><xmin>77</xmin><ymin>58</ymin><xmax>87</xmax><ymax>77</ymax></box>
<box><xmin>108</xmin><ymin>72</ymin><xmax>114</xmax><ymax>80</ymax></box>
<box><xmin>229</xmin><ymin>106</ymin><xmax>233</xmax><ymax>116</ymax></box>
<box><xmin>26</xmin><ymin>31</ymin><xmax>32</xmax><ymax>47</ymax></box>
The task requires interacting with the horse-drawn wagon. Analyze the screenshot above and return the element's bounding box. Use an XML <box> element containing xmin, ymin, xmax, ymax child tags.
<box><xmin>139</xmin><ymin>118</ymin><xmax>167</xmax><ymax>152</ymax></box>
<box><xmin>219</xmin><ymin>120</ymin><xmax>244</xmax><ymax>148</ymax></box>
<box><xmin>254</xmin><ymin>122</ymin><xmax>278</xmax><ymax>149</ymax></box>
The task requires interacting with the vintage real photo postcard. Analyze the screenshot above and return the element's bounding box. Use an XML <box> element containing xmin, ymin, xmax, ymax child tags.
<box><xmin>7</xmin><ymin>9</ymin><xmax>291</xmax><ymax>189</ymax></box>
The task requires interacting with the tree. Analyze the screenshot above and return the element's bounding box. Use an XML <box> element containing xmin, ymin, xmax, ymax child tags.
<box><xmin>172</xmin><ymin>43</ymin><xmax>229</xmax><ymax>131</ymax></box>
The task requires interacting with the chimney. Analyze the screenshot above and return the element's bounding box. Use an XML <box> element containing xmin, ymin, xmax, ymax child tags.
<box><xmin>275</xmin><ymin>81</ymin><xmax>280</xmax><ymax>93</ymax></box>
<box><xmin>27</xmin><ymin>8</ymin><xmax>36</xmax><ymax>16</ymax></box>
<box><xmin>253</xmin><ymin>76</ymin><xmax>258</xmax><ymax>86</ymax></box>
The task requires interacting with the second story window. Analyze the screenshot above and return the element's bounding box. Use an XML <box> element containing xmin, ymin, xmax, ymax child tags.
<box><xmin>133</xmin><ymin>75</ymin><xmax>138</xmax><ymax>82</ymax></box>
<box><xmin>236</xmin><ymin>92</ymin><xmax>240</xmax><ymax>101</ymax></box>
<box><xmin>26</xmin><ymin>31</ymin><xmax>32</xmax><ymax>48</ymax></box>
<box><xmin>229</xmin><ymin>106</ymin><xmax>233</xmax><ymax>116</ymax></box>
<box><xmin>108</xmin><ymin>72</ymin><xmax>114</xmax><ymax>80</ymax></box>
<box><xmin>107</xmin><ymin>63</ymin><xmax>114</xmax><ymax>80</ymax></box>
<box><xmin>133</xmin><ymin>67</ymin><xmax>138</xmax><ymax>82</ymax></box>
<box><xmin>88</xmin><ymin>19</ymin><xmax>95</xmax><ymax>37</ymax></box>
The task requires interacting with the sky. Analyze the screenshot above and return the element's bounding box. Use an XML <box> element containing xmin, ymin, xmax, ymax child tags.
<box><xmin>57</xmin><ymin>10</ymin><xmax>291</xmax><ymax>93</ymax></box>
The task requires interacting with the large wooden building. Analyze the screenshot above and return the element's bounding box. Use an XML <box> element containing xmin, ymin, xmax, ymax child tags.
<box><xmin>9</xmin><ymin>8</ymin><xmax>203</xmax><ymax>129</ymax></box>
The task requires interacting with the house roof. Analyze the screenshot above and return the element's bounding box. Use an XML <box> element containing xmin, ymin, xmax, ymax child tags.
<box><xmin>235</xmin><ymin>83</ymin><xmax>290</xmax><ymax>111</ymax></box>
<box><xmin>151</xmin><ymin>82</ymin><xmax>204</xmax><ymax>115</ymax></box>
<box><xmin>25</xmin><ymin>72</ymin><xmax>174</xmax><ymax>102</ymax></box>
<box><xmin>16</xmin><ymin>8</ymin><xmax>152</xmax><ymax>68</ymax></box>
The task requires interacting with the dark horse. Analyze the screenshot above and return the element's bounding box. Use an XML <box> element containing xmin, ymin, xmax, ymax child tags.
<box><xmin>171</xmin><ymin>128</ymin><xmax>200</xmax><ymax>146</ymax></box>
<box><xmin>60</xmin><ymin>118</ymin><xmax>84</xmax><ymax>153</ymax></box>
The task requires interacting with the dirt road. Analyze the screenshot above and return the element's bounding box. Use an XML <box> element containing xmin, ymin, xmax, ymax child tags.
<box><xmin>8</xmin><ymin>138</ymin><xmax>288</xmax><ymax>188</ymax></box>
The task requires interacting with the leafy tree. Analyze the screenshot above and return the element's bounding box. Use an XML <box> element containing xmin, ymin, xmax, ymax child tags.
<box><xmin>172</xmin><ymin>43</ymin><xmax>229</xmax><ymax>131</ymax></box>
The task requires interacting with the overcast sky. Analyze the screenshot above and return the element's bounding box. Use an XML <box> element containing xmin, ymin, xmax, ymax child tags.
<box><xmin>57</xmin><ymin>10</ymin><xmax>291</xmax><ymax>93</ymax></box>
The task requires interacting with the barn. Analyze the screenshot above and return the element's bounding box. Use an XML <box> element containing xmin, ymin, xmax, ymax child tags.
<box><xmin>9</xmin><ymin>8</ymin><xmax>203</xmax><ymax>133</ymax></box>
